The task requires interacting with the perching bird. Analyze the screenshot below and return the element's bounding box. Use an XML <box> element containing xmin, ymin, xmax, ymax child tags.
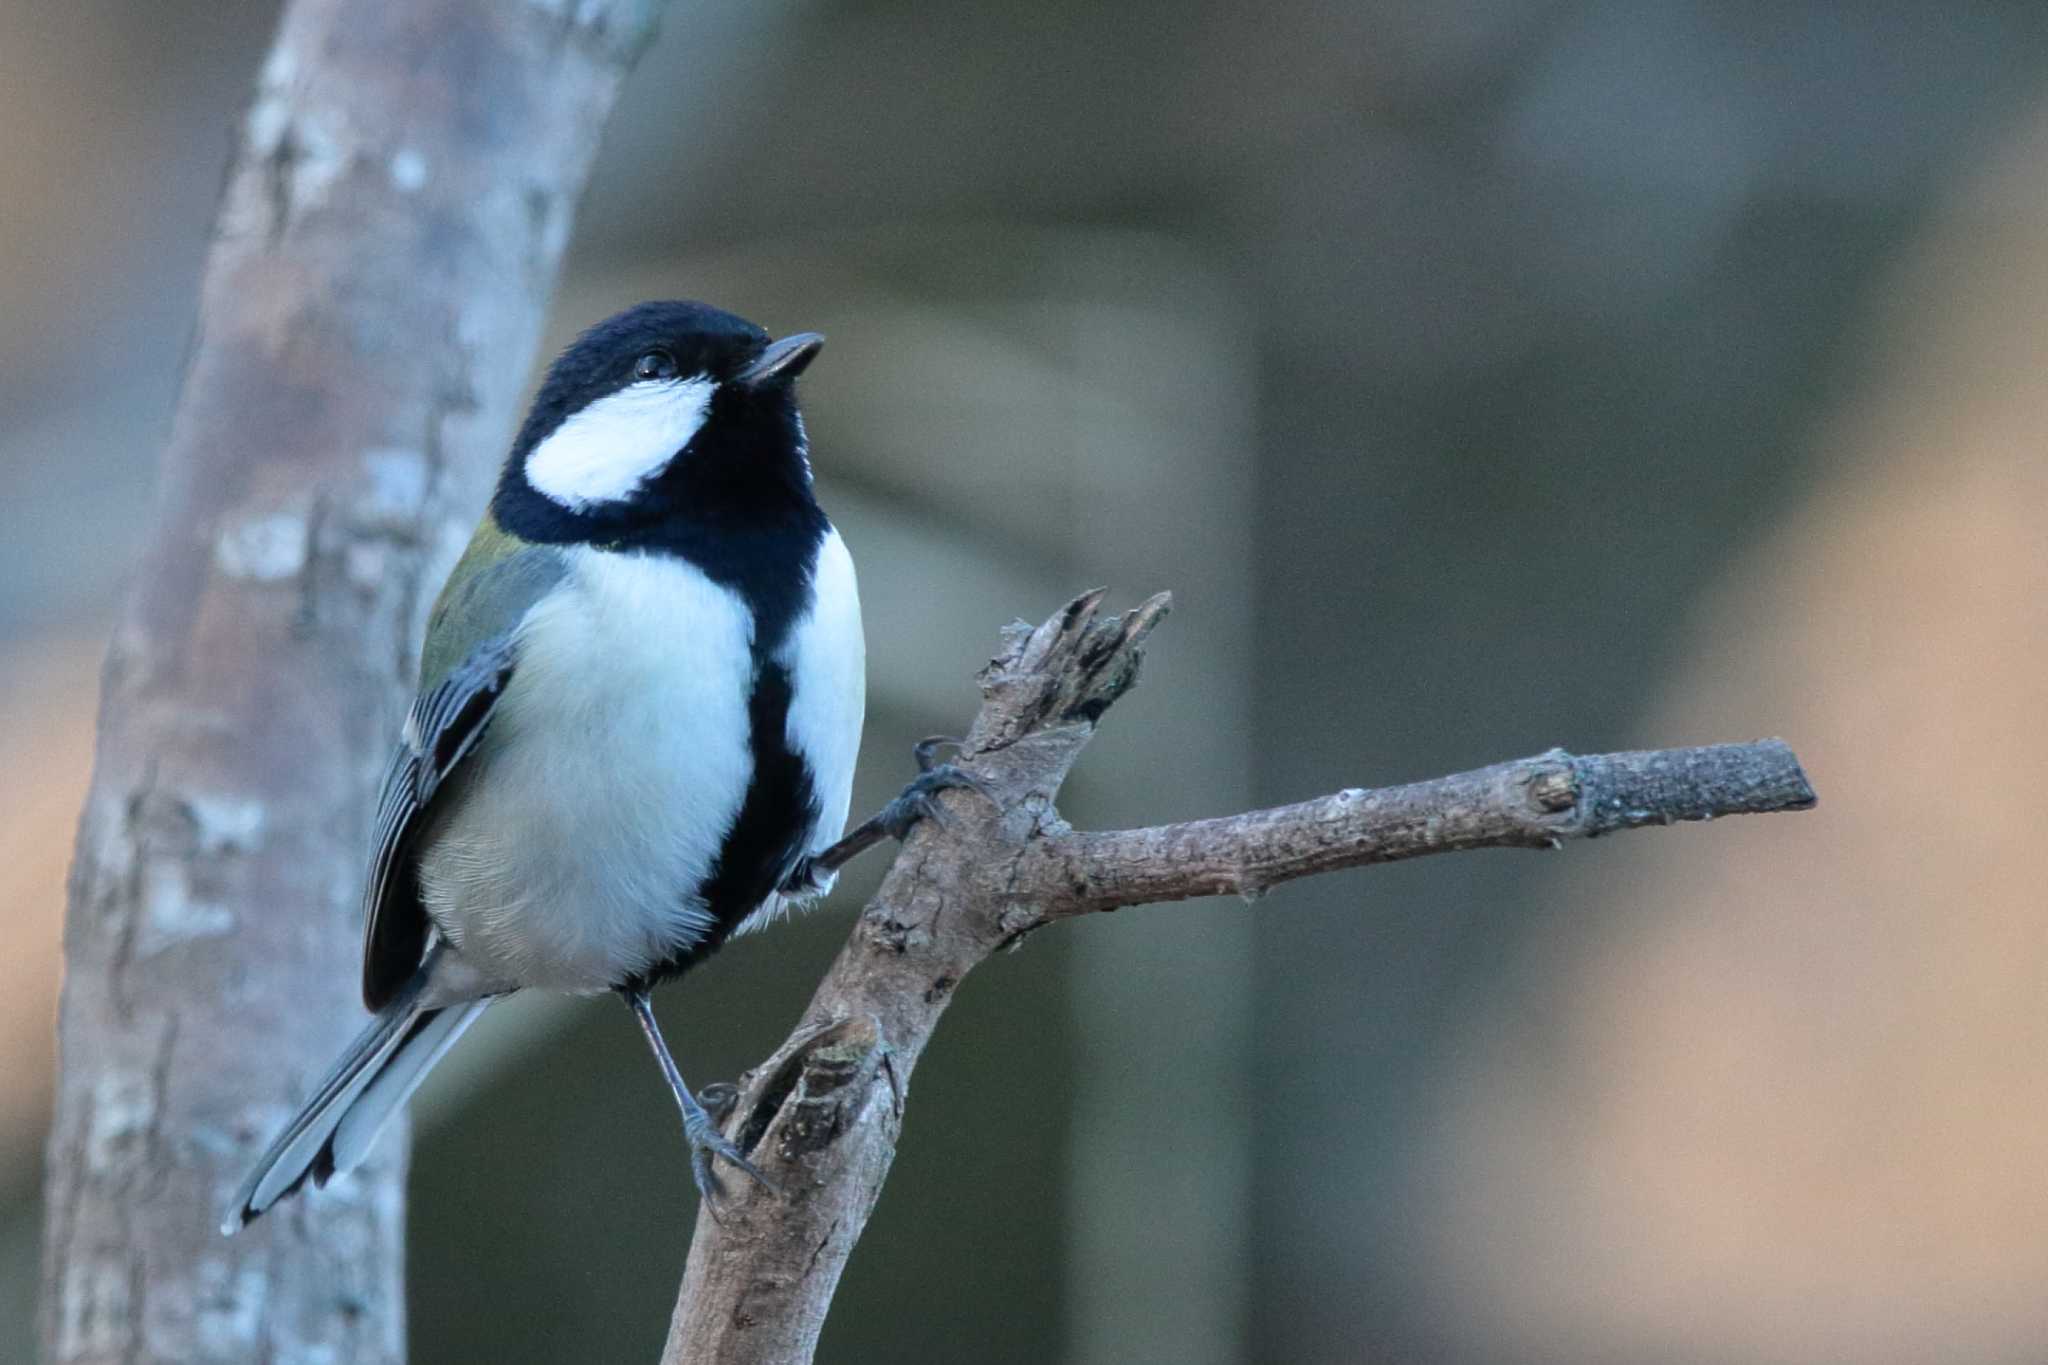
<box><xmin>227</xmin><ymin>300</ymin><xmax>965</xmax><ymax>1231</ymax></box>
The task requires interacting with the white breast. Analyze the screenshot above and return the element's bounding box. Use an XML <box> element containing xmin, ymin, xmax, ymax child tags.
<box><xmin>417</xmin><ymin>546</ymin><xmax>756</xmax><ymax>993</ymax></box>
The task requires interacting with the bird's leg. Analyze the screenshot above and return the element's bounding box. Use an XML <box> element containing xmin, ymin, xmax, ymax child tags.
<box><xmin>622</xmin><ymin>988</ymin><xmax>774</xmax><ymax>1207</ymax></box>
<box><xmin>782</xmin><ymin>737</ymin><xmax>995</xmax><ymax>895</ymax></box>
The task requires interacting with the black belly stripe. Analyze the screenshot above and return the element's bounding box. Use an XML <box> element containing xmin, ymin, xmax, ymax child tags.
<box><xmin>638</xmin><ymin>656</ymin><xmax>820</xmax><ymax>983</ymax></box>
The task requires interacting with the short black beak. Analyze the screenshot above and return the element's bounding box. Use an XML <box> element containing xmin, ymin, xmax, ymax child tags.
<box><xmin>737</xmin><ymin>332</ymin><xmax>825</xmax><ymax>388</ymax></box>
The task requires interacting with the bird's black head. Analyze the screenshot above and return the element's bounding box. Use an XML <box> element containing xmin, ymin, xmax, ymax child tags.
<box><xmin>493</xmin><ymin>300</ymin><xmax>825</xmax><ymax>548</ymax></box>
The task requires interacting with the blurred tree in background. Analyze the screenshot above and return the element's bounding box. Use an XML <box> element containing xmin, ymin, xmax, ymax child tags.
<box><xmin>5</xmin><ymin>2</ymin><xmax>2048</xmax><ymax>1361</ymax></box>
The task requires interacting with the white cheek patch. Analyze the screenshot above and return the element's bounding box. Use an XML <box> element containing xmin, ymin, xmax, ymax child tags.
<box><xmin>524</xmin><ymin>377</ymin><xmax>716</xmax><ymax>510</ymax></box>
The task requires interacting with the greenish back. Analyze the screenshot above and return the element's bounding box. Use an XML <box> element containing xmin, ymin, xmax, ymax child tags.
<box><xmin>418</xmin><ymin>512</ymin><xmax>567</xmax><ymax>692</ymax></box>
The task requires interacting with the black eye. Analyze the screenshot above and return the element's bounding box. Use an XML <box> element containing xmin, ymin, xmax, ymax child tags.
<box><xmin>633</xmin><ymin>350</ymin><xmax>679</xmax><ymax>381</ymax></box>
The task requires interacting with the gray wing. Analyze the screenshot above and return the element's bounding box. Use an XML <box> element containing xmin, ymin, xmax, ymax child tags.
<box><xmin>359</xmin><ymin>542</ymin><xmax>566</xmax><ymax>1010</ymax></box>
<box><xmin>360</xmin><ymin>633</ymin><xmax>519</xmax><ymax>1010</ymax></box>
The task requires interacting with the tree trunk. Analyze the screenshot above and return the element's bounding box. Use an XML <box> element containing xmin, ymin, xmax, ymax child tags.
<box><xmin>39</xmin><ymin>3</ymin><xmax>660</xmax><ymax>1360</ymax></box>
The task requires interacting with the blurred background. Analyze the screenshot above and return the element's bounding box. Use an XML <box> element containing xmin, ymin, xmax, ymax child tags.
<box><xmin>6</xmin><ymin>1</ymin><xmax>2048</xmax><ymax>1360</ymax></box>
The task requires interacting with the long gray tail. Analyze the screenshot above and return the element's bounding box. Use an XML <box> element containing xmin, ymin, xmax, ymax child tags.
<box><xmin>225</xmin><ymin>983</ymin><xmax>489</xmax><ymax>1233</ymax></box>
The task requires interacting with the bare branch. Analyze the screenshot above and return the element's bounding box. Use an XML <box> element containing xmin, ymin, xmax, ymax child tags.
<box><xmin>658</xmin><ymin>591</ymin><xmax>1819</xmax><ymax>1364</ymax></box>
<box><xmin>1033</xmin><ymin>741</ymin><xmax>1818</xmax><ymax>914</ymax></box>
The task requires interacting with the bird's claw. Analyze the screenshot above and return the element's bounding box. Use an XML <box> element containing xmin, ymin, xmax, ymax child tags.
<box><xmin>696</xmin><ymin>1080</ymin><xmax>740</xmax><ymax>1126</ymax></box>
<box><xmin>685</xmin><ymin>1109</ymin><xmax>775</xmax><ymax>1215</ymax></box>
<box><xmin>878</xmin><ymin>757</ymin><xmax>995</xmax><ymax>841</ymax></box>
<box><xmin>912</xmin><ymin>735</ymin><xmax>961</xmax><ymax>773</ymax></box>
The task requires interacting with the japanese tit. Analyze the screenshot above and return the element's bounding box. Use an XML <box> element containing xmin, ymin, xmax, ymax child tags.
<box><xmin>228</xmin><ymin>300</ymin><xmax>959</xmax><ymax>1230</ymax></box>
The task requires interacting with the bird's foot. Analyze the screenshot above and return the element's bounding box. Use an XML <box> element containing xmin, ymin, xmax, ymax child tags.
<box><xmin>877</xmin><ymin>737</ymin><xmax>996</xmax><ymax>841</ymax></box>
<box><xmin>778</xmin><ymin>739</ymin><xmax>998</xmax><ymax>898</ymax></box>
<box><xmin>621</xmin><ymin>987</ymin><xmax>776</xmax><ymax>1216</ymax></box>
<box><xmin>684</xmin><ymin>1102</ymin><xmax>775</xmax><ymax>1214</ymax></box>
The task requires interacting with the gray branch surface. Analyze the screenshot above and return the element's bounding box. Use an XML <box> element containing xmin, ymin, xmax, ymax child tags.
<box><xmin>659</xmin><ymin>590</ymin><xmax>1818</xmax><ymax>1363</ymax></box>
<box><xmin>1033</xmin><ymin>740</ymin><xmax>1817</xmax><ymax>914</ymax></box>
<box><xmin>40</xmin><ymin>3</ymin><xmax>661</xmax><ymax>1361</ymax></box>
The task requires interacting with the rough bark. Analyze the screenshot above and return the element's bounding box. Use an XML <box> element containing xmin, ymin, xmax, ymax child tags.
<box><xmin>39</xmin><ymin>3</ymin><xmax>661</xmax><ymax>1361</ymax></box>
<box><xmin>660</xmin><ymin>590</ymin><xmax>1818</xmax><ymax>1363</ymax></box>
